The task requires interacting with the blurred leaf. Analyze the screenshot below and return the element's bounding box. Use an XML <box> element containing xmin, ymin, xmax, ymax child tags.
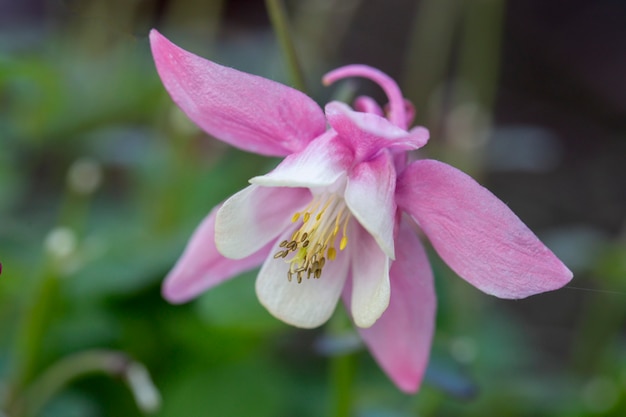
<box><xmin>157</xmin><ymin>356</ymin><xmax>288</xmax><ymax>417</ymax></box>
<box><xmin>424</xmin><ymin>354</ymin><xmax>478</xmax><ymax>400</ymax></box>
<box><xmin>195</xmin><ymin>270</ymin><xmax>284</xmax><ymax>333</ymax></box>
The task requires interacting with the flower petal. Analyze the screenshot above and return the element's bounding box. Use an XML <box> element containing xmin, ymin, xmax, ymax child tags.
<box><xmin>216</xmin><ymin>185</ymin><xmax>311</xmax><ymax>259</ymax></box>
<box><xmin>150</xmin><ymin>29</ymin><xmax>326</xmax><ymax>156</ymax></box>
<box><xmin>323</xmin><ymin>64</ymin><xmax>408</xmax><ymax>129</ymax></box>
<box><xmin>250</xmin><ymin>131</ymin><xmax>353</xmax><ymax>188</ymax></box>
<box><xmin>396</xmin><ymin>159</ymin><xmax>573</xmax><ymax>299</ymax></box>
<box><xmin>345</xmin><ymin>150</ymin><xmax>396</xmax><ymax>258</ymax></box>
<box><xmin>353</xmin><ymin>96</ymin><xmax>383</xmax><ymax>116</ymax></box>
<box><xmin>348</xmin><ymin>223</ymin><xmax>391</xmax><ymax>328</ymax></box>
<box><xmin>351</xmin><ymin>219</ymin><xmax>436</xmax><ymax>393</ymax></box>
<box><xmin>255</xmin><ymin>227</ymin><xmax>350</xmax><ymax>328</ymax></box>
<box><xmin>163</xmin><ymin>205</ymin><xmax>271</xmax><ymax>303</ymax></box>
<box><xmin>325</xmin><ymin>101</ymin><xmax>429</xmax><ymax>162</ymax></box>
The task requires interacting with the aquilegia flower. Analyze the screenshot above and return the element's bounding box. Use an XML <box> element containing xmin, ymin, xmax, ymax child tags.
<box><xmin>150</xmin><ymin>29</ymin><xmax>572</xmax><ymax>392</ymax></box>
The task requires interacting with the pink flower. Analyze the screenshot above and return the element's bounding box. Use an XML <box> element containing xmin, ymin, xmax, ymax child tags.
<box><xmin>150</xmin><ymin>29</ymin><xmax>572</xmax><ymax>393</ymax></box>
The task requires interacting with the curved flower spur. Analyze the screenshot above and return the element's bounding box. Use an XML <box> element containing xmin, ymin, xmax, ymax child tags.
<box><xmin>150</xmin><ymin>29</ymin><xmax>572</xmax><ymax>393</ymax></box>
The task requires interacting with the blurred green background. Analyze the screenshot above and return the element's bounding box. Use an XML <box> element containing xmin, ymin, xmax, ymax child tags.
<box><xmin>1</xmin><ymin>0</ymin><xmax>625</xmax><ymax>416</ymax></box>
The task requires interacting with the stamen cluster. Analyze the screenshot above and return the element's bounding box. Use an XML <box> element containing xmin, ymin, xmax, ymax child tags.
<box><xmin>273</xmin><ymin>193</ymin><xmax>351</xmax><ymax>283</ymax></box>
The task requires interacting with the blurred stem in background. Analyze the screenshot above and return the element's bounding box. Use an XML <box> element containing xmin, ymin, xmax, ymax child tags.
<box><xmin>404</xmin><ymin>0</ymin><xmax>463</xmax><ymax>122</ymax></box>
<box><xmin>404</xmin><ymin>0</ymin><xmax>505</xmax><ymax>175</ymax></box>
<box><xmin>158</xmin><ymin>0</ymin><xmax>224</xmax><ymax>42</ymax></box>
<box><xmin>15</xmin><ymin>350</ymin><xmax>160</xmax><ymax>417</ymax></box>
<box><xmin>265</xmin><ymin>0</ymin><xmax>307</xmax><ymax>93</ymax></box>
<box><xmin>572</xmin><ymin>245</ymin><xmax>626</xmax><ymax>375</ymax></box>
<box><xmin>292</xmin><ymin>0</ymin><xmax>363</xmax><ymax>72</ymax></box>
<box><xmin>6</xmin><ymin>268</ymin><xmax>60</xmax><ymax>412</ymax></box>
<box><xmin>4</xmin><ymin>158</ymin><xmax>160</xmax><ymax>416</ymax></box>
<box><xmin>6</xmin><ymin>159</ymin><xmax>100</xmax><ymax>411</ymax></box>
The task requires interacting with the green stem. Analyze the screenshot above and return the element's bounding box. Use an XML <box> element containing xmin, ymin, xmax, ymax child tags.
<box><xmin>403</xmin><ymin>0</ymin><xmax>463</xmax><ymax>116</ymax></box>
<box><xmin>5</xmin><ymin>269</ymin><xmax>60</xmax><ymax>413</ymax></box>
<box><xmin>14</xmin><ymin>350</ymin><xmax>160</xmax><ymax>417</ymax></box>
<box><xmin>326</xmin><ymin>309</ymin><xmax>355</xmax><ymax>417</ymax></box>
<box><xmin>457</xmin><ymin>0</ymin><xmax>505</xmax><ymax>111</ymax></box>
<box><xmin>5</xmin><ymin>166</ymin><xmax>97</xmax><ymax>414</ymax></box>
<box><xmin>330</xmin><ymin>352</ymin><xmax>355</xmax><ymax>417</ymax></box>
<box><xmin>265</xmin><ymin>0</ymin><xmax>307</xmax><ymax>93</ymax></box>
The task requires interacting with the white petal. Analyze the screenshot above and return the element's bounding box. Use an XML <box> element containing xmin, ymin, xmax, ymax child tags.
<box><xmin>255</xmin><ymin>228</ymin><xmax>350</xmax><ymax>328</ymax></box>
<box><xmin>215</xmin><ymin>185</ymin><xmax>310</xmax><ymax>259</ymax></box>
<box><xmin>163</xmin><ymin>204</ymin><xmax>271</xmax><ymax>303</ymax></box>
<box><xmin>349</xmin><ymin>223</ymin><xmax>391</xmax><ymax>328</ymax></box>
<box><xmin>250</xmin><ymin>131</ymin><xmax>352</xmax><ymax>188</ymax></box>
<box><xmin>345</xmin><ymin>150</ymin><xmax>396</xmax><ymax>259</ymax></box>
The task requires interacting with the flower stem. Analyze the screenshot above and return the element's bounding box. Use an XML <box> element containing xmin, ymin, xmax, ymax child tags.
<box><xmin>329</xmin><ymin>352</ymin><xmax>355</xmax><ymax>417</ymax></box>
<box><xmin>265</xmin><ymin>0</ymin><xmax>307</xmax><ymax>93</ymax></box>
<box><xmin>326</xmin><ymin>310</ymin><xmax>356</xmax><ymax>417</ymax></box>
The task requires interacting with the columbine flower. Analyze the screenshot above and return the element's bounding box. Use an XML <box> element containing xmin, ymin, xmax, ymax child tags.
<box><xmin>150</xmin><ymin>29</ymin><xmax>573</xmax><ymax>392</ymax></box>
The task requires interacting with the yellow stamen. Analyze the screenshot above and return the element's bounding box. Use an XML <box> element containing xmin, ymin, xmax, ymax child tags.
<box><xmin>339</xmin><ymin>236</ymin><xmax>348</xmax><ymax>251</ymax></box>
<box><xmin>272</xmin><ymin>192</ymin><xmax>351</xmax><ymax>283</ymax></box>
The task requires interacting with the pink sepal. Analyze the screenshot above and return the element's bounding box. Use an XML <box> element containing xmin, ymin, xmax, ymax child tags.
<box><xmin>396</xmin><ymin>159</ymin><xmax>573</xmax><ymax>298</ymax></box>
<box><xmin>163</xmin><ymin>205</ymin><xmax>271</xmax><ymax>303</ymax></box>
<box><xmin>150</xmin><ymin>30</ymin><xmax>326</xmax><ymax>156</ymax></box>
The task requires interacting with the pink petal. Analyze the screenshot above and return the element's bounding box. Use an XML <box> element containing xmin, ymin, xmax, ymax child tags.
<box><xmin>250</xmin><ymin>131</ymin><xmax>353</xmax><ymax>188</ymax></box>
<box><xmin>150</xmin><ymin>30</ymin><xmax>326</xmax><ymax>156</ymax></box>
<box><xmin>323</xmin><ymin>64</ymin><xmax>408</xmax><ymax>129</ymax></box>
<box><xmin>215</xmin><ymin>185</ymin><xmax>311</xmax><ymax>259</ymax></box>
<box><xmin>325</xmin><ymin>102</ymin><xmax>429</xmax><ymax>163</ymax></box>
<box><xmin>353</xmin><ymin>96</ymin><xmax>384</xmax><ymax>116</ymax></box>
<box><xmin>396</xmin><ymin>159</ymin><xmax>573</xmax><ymax>299</ymax></box>
<box><xmin>382</xmin><ymin>99</ymin><xmax>416</xmax><ymax>128</ymax></box>
<box><xmin>163</xmin><ymin>205</ymin><xmax>271</xmax><ymax>303</ymax></box>
<box><xmin>255</xmin><ymin>227</ymin><xmax>350</xmax><ymax>329</ymax></box>
<box><xmin>347</xmin><ymin>220</ymin><xmax>435</xmax><ymax>393</ymax></box>
<box><xmin>345</xmin><ymin>150</ymin><xmax>396</xmax><ymax>258</ymax></box>
<box><xmin>348</xmin><ymin>222</ymin><xmax>391</xmax><ymax>328</ymax></box>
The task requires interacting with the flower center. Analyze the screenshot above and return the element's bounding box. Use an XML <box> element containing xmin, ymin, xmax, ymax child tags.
<box><xmin>273</xmin><ymin>193</ymin><xmax>351</xmax><ymax>283</ymax></box>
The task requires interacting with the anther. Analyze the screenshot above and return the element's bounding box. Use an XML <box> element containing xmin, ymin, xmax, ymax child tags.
<box><xmin>279</xmin><ymin>192</ymin><xmax>353</xmax><ymax>283</ymax></box>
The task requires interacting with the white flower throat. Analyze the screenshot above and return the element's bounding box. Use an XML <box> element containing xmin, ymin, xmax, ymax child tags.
<box><xmin>273</xmin><ymin>192</ymin><xmax>351</xmax><ymax>283</ymax></box>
